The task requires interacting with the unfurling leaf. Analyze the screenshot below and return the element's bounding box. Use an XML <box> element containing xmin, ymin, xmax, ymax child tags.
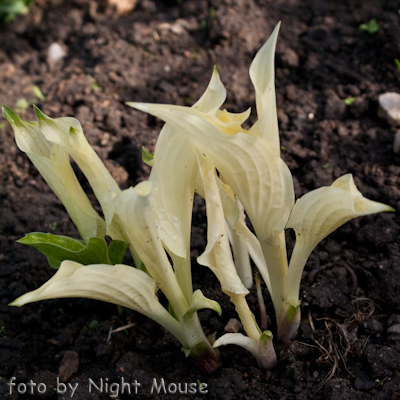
<box><xmin>142</xmin><ymin>146</ymin><xmax>154</xmax><ymax>167</ymax></box>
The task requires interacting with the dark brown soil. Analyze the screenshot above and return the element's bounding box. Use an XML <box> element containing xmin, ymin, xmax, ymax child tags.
<box><xmin>1</xmin><ymin>0</ymin><xmax>400</xmax><ymax>399</ymax></box>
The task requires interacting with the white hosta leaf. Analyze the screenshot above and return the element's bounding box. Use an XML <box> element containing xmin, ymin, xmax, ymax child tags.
<box><xmin>29</xmin><ymin>148</ymin><xmax>106</xmax><ymax>241</ymax></box>
<box><xmin>113</xmin><ymin>182</ymin><xmax>189</xmax><ymax>316</ymax></box>
<box><xmin>213</xmin><ymin>331</ymin><xmax>277</xmax><ymax>369</ymax></box>
<box><xmin>287</xmin><ymin>174</ymin><xmax>394</xmax><ymax>251</ymax></box>
<box><xmin>217</xmin><ymin>179</ymin><xmax>239</xmax><ymax>229</ymax></box>
<box><xmin>179</xmin><ymin>289</ymin><xmax>221</xmax><ymax>353</ymax></box>
<box><xmin>148</xmin><ymin>123</ymin><xmax>198</xmax><ymax>303</ymax></box>
<box><xmin>228</xmin><ymin>224</ymin><xmax>253</xmax><ymax>288</ymax></box>
<box><xmin>249</xmin><ymin>22</ymin><xmax>280</xmax><ymax>102</ymax></box>
<box><xmin>221</xmin><ymin>191</ymin><xmax>252</xmax><ymax>289</ymax></box>
<box><xmin>248</xmin><ymin>22</ymin><xmax>280</xmax><ymax>151</ymax></box>
<box><xmin>193</xmin><ymin>66</ymin><xmax>226</xmax><ymax>114</ymax></box>
<box><xmin>233</xmin><ymin>218</ymin><xmax>271</xmax><ymax>295</ymax></box>
<box><xmin>34</xmin><ymin>106</ymin><xmax>121</xmax><ymax>230</ymax></box>
<box><xmin>3</xmin><ymin>107</ymin><xmax>105</xmax><ymax>241</ymax></box>
<box><xmin>127</xmin><ymin>104</ymin><xmax>294</xmax><ymax>241</ymax></box>
<box><xmin>10</xmin><ymin>261</ymin><xmax>184</xmax><ymax>343</ymax></box>
<box><xmin>216</xmin><ymin>179</ymin><xmax>271</xmax><ymax>294</ymax></box>
<box><xmin>285</xmin><ymin>174</ymin><xmax>394</xmax><ymax>306</ymax></box>
<box><xmin>150</xmin><ymin>126</ymin><xmax>197</xmax><ymax>259</ymax></box>
<box><xmin>145</xmin><ymin>67</ymin><xmax>227</xmax><ymax>301</ymax></box>
<box><xmin>185</xmin><ymin>289</ymin><xmax>222</xmax><ymax>316</ymax></box>
<box><xmin>195</xmin><ymin>149</ymin><xmax>248</xmax><ymax>295</ymax></box>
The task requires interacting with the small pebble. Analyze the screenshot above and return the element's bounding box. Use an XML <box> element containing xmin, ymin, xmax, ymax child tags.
<box><xmin>378</xmin><ymin>92</ymin><xmax>400</xmax><ymax>127</ymax></box>
<box><xmin>58</xmin><ymin>350</ymin><xmax>79</xmax><ymax>382</ymax></box>
<box><xmin>224</xmin><ymin>318</ymin><xmax>242</xmax><ymax>333</ymax></box>
<box><xmin>48</xmin><ymin>43</ymin><xmax>66</xmax><ymax>62</ymax></box>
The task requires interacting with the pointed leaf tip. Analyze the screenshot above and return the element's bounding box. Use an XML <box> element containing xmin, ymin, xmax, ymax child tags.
<box><xmin>33</xmin><ymin>105</ymin><xmax>49</xmax><ymax>121</ymax></box>
<box><xmin>2</xmin><ymin>105</ymin><xmax>19</xmax><ymax>124</ymax></box>
<box><xmin>125</xmin><ymin>102</ymin><xmax>150</xmax><ymax>113</ymax></box>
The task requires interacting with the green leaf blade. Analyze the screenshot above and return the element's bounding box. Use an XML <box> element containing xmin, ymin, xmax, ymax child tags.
<box><xmin>142</xmin><ymin>146</ymin><xmax>154</xmax><ymax>166</ymax></box>
<box><xmin>18</xmin><ymin>233</ymin><xmax>111</xmax><ymax>266</ymax></box>
<box><xmin>108</xmin><ymin>240</ymin><xmax>128</xmax><ymax>265</ymax></box>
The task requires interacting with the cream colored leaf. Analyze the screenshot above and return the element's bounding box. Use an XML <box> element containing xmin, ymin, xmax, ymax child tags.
<box><xmin>248</xmin><ymin>22</ymin><xmax>280</xmax><ymax>150</ymax></box>
<box><xmin>195</xmin><ymin>149</ymin><xmax>248</xmax><ymax>295</ymax></box>
<box><xmin>285</xmin><ymin>174</ymin><xmax>394</xmax><ymax>306</ymax></box>
<box><xmin>150</xmin><ymin>126</ymin><xmax>197</xmax><ymax>259</ymax></box>
<box><xmin>29</xmin><ymin>148</ymin><xmax>106</xmax><ymax>241</ymax></box>
<box><xmin>3</xmin><ymin>108</ymin><xmax>105</xmax><ymax>241</ymax></box>
<box><xmin>213</xmin><ymin>331</ymin><xmax>277</xmax><ymax>369</ymax></box>
<box><xmin>233</xmin><ymin>218</ymin><xmax>272</xmax><ymax>295</ymax></box>
<box><xmin>221</xmin><ymin>192</ymin><xmax>252</xmax><ymax>289</ymax></box>
<box><xmin>10</xmin><ymin>261</ymin><xmax>184</xmax><ymax>344</ymax></box>
<box><xmin>287</xmin><ymin>174</ymin><xmax>394</xmax><ymax>250</ymax></box>
<box><xmin>184</xmin><ymin>289</ymin><xmax>222</xmax><ymax>317</ymax></box>
<box><xmin>249</xmin><ymin>22</ymin><xmax>280</xmax><ymax>102</ymax></box>
<box><xmin>34</xmin><ymin>106</ymin><xmax>120</xmax><ymax>230</ymax></box>
<box><xmin>126</xmin><ymin>103</ymin><xmax>294</xmax><ymax>239</ymax></box>
<box><xmin>193</xmin><ymin>66</ymin><xmax>226</xmax><ymax>114</ymax></box>
<box><xmin>149</xmin><ymin>124</ymin><xmax>197</xmax><ymax>303</ymax></box>
<box><xmin>113</xmin><ymin>182</ymin><xmax>189</xmax><ymax>316</ymax></box>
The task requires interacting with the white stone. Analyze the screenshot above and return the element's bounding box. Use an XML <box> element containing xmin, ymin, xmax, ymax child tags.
<box><xmin>378</xmin><ymin>92</ymin><xmax>400</xmax><ymax>127</ymax></box>
<box><xmin>48</xmin><ymin>43</ymin><xmax>66</xmax><ymax>62</ymax></box>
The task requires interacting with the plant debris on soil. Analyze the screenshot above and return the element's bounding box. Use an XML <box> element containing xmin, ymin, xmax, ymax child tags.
<box><xmin>1</xmin><ymin>0</ymin><xmax>400</xmax><ymax>399</ymax></box>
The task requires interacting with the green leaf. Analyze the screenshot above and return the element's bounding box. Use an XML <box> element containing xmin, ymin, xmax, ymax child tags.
<box><xmin>88</xmin><ymin>320</ymin><xmax>98</xmax><ymax>329</ymax></box>
<box><xmin>138</xmin><ymin>261</ymin><xmax>150</xmax><ymax>275</ymax></box>
<box><xmin>0</xmin><ymin>0</ymin><xmax>29</xmax><ymax>21</ymax></box>
<box><xmin>47</xmin><ymin>256</ymin><xmax>62</xmax><ymax>269</ymax></box>
<box><xmin>169</xmin><ymin>303</ymin><xmax>179</xmax><ymax>320</ymax></box>
<box><xmin>108</xmin><ymin>240</ymin><xmax>128</xmax><ymax>264</ymax></box>
<box><xmin>142</xmin><ymin>146</ymin><xmax>154</xmax><ymax>166</ymax></box>
<box><xmin>16</xmin><ymin>98</ymin><xmax>28</xmax><ymax>110</ymax></box>
<box><xmin>18</xmin><ymin>233</ymin><xmax>85</xmax><ymax>251</ymax></box>
<box><xmin>17</xmin><ymin>233</ymin><xmax>111</xmax><ymax>266</ymax></box>
<box><xmin>32</xmin><ymin>86</ymin><xmax>46</xmax><ymax>101</ymax></box>
<box><xmin>359</xmin><ymin>19</ymin><xmax>379</xmax><ymax>35</ymax></box>
<box><xmin>344</xmin><ymin>97</ymin><xmax>356</xmax><ymax>106</ymax></box>
<box><xmin>394</xmin><ymin>58</ymin><xmax>400</xmax><ymax>71</ymax></box>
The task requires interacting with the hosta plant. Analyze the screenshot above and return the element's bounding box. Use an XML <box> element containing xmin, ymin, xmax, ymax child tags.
<box><xmin>3</xmin><ymin>22</ymin><xmax>394</xmax><ymax>372</ymax></box>
<box><xmin>127</xmin><ymin>22</ymin><xmax>394</xmax><ymax>347</ymax></box>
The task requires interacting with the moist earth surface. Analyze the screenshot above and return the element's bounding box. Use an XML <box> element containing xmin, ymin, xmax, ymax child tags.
<box><xmin>1</xmin><ymin>0</ymin><xmax>400</xmax><ymax>399</ymax></box>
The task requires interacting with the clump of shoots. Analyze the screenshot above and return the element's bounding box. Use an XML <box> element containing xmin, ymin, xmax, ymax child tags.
<box><xmin>3</xmin><ymin>21</ymin><xmax>394</xmax><ymax>372</ymax></box>
<box><xmin>3</xmin><ymin>105</ymin><xmax>222</xmax><ymax>374</ymax></box>
<box><xmin>127</xmin><ymin>21</ymin><xmax>393</xmax><ymax>360</ymax></box>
